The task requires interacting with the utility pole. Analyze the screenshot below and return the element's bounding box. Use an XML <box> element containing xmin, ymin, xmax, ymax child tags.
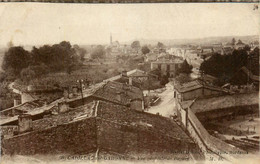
<box><xmin>77</xmin><ymin>79</ymin><xmax>84</xmax><ymax>106</ymax></box>
<box><xmin>201</xmin><ymin>55</ymin><xmax>206</xmax><ymax>96</ymax></box>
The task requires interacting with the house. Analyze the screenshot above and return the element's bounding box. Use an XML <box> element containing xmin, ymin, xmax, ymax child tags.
<box><xmin>145</xmin><ymin>52</ymin><xmax>158</xmax><ymax>62</ymax></box>
<box><xmin>198</xmin><ymin>74</ymin><xmax>218</xmax><ymax>84</ymax></box>
<box><xmin>250</xmin><ymin>40</ymin><xmax>259</xmax><ymax>50</ymax></box>
<box><xmin>229</xmin><ymin>66</ymin><xmax>259</xmax><ymax>87</ymax></box>
<box><xmin>0</xmin><ymin>99</ymin><xmax>46</xmax><ymax>117</ymax></box>
<box><xmin>151</xmin><ymin>56</ymin><xmax>183</xmax><ymax>77</ymax></box>
<box><xmin>222</xmin><ymin>47</ymin><xmax>234</xmax><ymax>55</ymax></box>
<box><xmin>235</xmin><ymin>40</ymin><xmax>246</xmax><ymax>50</ymax></box>
<box><xmin>196</xmin><ymin>46</ymin><xmax>214</xmax><ymax>59</ymax></box>
<box><xmin>89</xmin><ymin>81</ymin><xmax>144</xmax><ymax>111</ymax></box>
<box><xmin>173</xmin><ymin>80</ymin><xmax>229</xmax><ymax>102</ymax></box>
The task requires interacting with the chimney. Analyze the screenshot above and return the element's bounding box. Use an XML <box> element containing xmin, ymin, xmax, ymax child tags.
<box><xmin>63</xmin><ymin>89</ymin><xmax>69</xmax><ymax>99</ymax></box>
<box><xmin>130</xmin><ymin>98</ymin><xmax>143</xmax><ymax>111</ymax></box>
<box><xmin>72</xmin><ymin>86</ymin><xmax>78</xmax><ymax>97</ymax></box>
<box><xmin>18</xmin><ymin>114</ymin><xmax>33</xmax><ymax>134</ymax></box>
<box><xmin>58</xmin><ymin>101</ymin><xmax>69</xmax><ymax>113</ymax></box>
<box><xmin>116</xmin><ymin>92</ymin><xmax>122</xmax><ymax>102</ymax></box>
<box><xmin>129</xmin><ymin>77</ymin><xmax>133</xmax><ymax>86</ymax></box>
<box><xmin>27</xmin><ymin>85</ymin><xmax>33</xmax><ymax>91</ymax></box>
<box><xmin>121</xmin><ymin>70</ymin><xmax>127</xmax><ymax>77</ymax></box>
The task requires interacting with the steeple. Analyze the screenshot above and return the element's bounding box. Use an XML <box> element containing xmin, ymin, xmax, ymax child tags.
<box><xmin>110</xmin><ymin>33</ymin><xmax>112</xmax><ymax>45</ymax></box>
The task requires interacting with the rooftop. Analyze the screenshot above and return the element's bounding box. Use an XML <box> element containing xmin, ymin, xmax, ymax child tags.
<box><xmin>0</xmin><ymin>100</ymin><xmax>46</xmax><ymax>116</ymax></box>
<box><xmin>190</xmin><ymin>92</ymin><xmax>259</xmax><ymax>113</ymax></box>
<box><xmin>91</xmin><ymin>81</ymin><xmax>143</xmax><ymax>106</ymax></box>
<box><xmin>174</xmin><ymin>80</ymin><xmax>228</xmax><ymax>93</ymax></box>
<box><xmin>96</xmin><ymin>101</ymin><xmax>193</xmax><ymax>143</ymax></box>
<box><xmin>2</xmin><ymin>100</ymin><xmax>200</xmax><ymax>159</ymax></box>
<box><xmin>127</xmin><ymin>69</ymin><xmax>149</xmax><ymax>77</ymax></box>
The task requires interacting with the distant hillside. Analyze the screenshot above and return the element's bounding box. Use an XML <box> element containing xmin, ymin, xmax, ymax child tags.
<box><xmin>126</xmin><ymin>35</ymin><xmax>259</xmax><ymax>46</ymax></box>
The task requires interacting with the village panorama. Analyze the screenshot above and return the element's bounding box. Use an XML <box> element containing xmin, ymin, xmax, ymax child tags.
<box><xmin>0</xmin><ymin>3</ymin><xmax>259</xmax><ymax>164</ymax></box>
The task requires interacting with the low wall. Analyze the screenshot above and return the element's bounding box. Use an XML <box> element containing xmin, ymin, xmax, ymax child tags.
<box><xmin>186</xmin><ymin>109</ymin><xmax>245</xmax><ymax>161</ymax></box>
<box><xmin>2</xmin><ymin>117</ymin><xmax>97</xmax><ymax>155</ymax></box>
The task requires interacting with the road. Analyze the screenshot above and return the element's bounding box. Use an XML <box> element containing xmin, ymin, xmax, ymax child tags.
<box><xmin>146</xmin><ymin>87</ymin><xmax>177</xmax><ymax>117</ymax></box>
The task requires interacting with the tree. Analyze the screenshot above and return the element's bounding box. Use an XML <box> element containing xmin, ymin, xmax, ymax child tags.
<box><xmin>157</xmin><ymin>42</ymin><xmax>164</xmax><ymax>48</ymax></box>
<box><xmin>31</xmin><ymin>41</ymin><xmax>78</xmax><ymax>72</ymax></box>
<box><xmin>20</xmin><ymin>67</ymin><xmax>36</xmax><ymax>82</ymax></box>
<box><xmin>90</xmin><ymin>45</ymin><xmax>106</xmax><ymax>59</ymax></box>
<box><xmin>247</xmin><ymin>47</ymin><xmax>259</xmax><ymax>75</ymax></box>
<box><xmin>200</xmin><ymin>49</ymin><xmax>248</xmax><ymax>85</ymax></box>
<box><xmin>141</xmin><ymin>46</ymin><xmax>150</xmax><ymax>55</ymax></box>
<box><xmin>150</xmin><ymin>68</ymin><xmax>161</xmax><ymax>78</ymax></box>
<box><xmin>29</xmin><ymin>63</ymin><xmax>49</xmax><ymax>77</ymax></box>
<box><xmin>243</xmin><ymin>44</ymin><xmax>251</xmax><ymax>51</ymax></box>
<box><xmin>231</xmin><ymin>38</ymin><xmax>236</xmax><ymax>45</ymax></box>
<box><xmin>175</xmin><ymin>73</ymin><xmax>192</xmax><ymax>84</ymax></box>
<box><xmin>73</xmin><ymin>44</ymin><xmax>87</xmax><ymax>62</ymax></box>
<box><xmin>1</xmin><ymin>46</ymin><xmax>30</xmax><ymax>75</ymax></box>
<box><xmin>237</xmin><ymin>39</ymin><xmax>243</xmax><ymax>44</ymax></box>
<box><xmin>176</xmin><ymin>59</ymin><xmax>193</xmax><ymax>75</ymax></box>
<box><xmin>131</xmin><ymin>41</ymin><xmax>140</xmax><ymax>53</ymax></box>
<box><xmin>160</xmin><ymin>75</ymin><xmax>169</xmax><ymax>86</ymax></box>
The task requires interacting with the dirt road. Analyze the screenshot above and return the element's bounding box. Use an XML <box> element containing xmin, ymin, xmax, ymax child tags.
<box><xmin>146</xmin><ymin>88</ymin><xmax>176</xmax><ymax>117</ymax></box>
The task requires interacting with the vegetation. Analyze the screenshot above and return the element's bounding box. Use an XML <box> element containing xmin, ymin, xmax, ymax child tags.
<box><xmin>157</xmin><ymin>42</ymin><xmax>164</xmax><ymax>48</ymax></box>
<box><xmin>176</xmin><ymin>59</ymin><xmax>193</xmax><ymax>75</ymax></box>
<box><xmin>0</xmin><ymin>41</ymin><xmax>87</xmax><ymax>110</ymax></box>
<box><xmin>2</xmin><ymin>47</ymin><xmax>30</xmax><ymax>76</ymax></box>
<box><xmin>90</xmin><ymin>45</ymin><xmax>106</xmax><ymax>59</ymax></box>
<box><xmin>200</xmin><ymin>47</ymin><xmax>259</xmax><ymax>85</ymax></box>
<box><xmin>141</xmin><ymin>45</ymin><xmax>150</xmax><ymax>55</ymax></box>
<box><xmin>174</xmin><ymin>73</ymin><xmax>192</xmax><ymax>84</ymax></box>
<box><xmin>131</xmin><ymin>41</ymin><xmax>141</xmax><ymax>53</ymax></box>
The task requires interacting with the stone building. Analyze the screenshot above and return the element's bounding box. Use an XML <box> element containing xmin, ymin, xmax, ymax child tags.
<box><xmin>151</xmin><ymin>56</ymin><xmax>183</xmax><ymax>77</ymax></box>
<box><xmin>18</xmin><ymin>114</ymin><xmax>32</xmax><ymax>133</ymax></box>
<box><xmin>62</xmin><ymin>81</ymin><xmax>144</xmax><ymax>111</ymax></box>
<box><xmin>173</xmin><ymin>80</ymin><xmax>229</xmax><ymax>102</ymax></box>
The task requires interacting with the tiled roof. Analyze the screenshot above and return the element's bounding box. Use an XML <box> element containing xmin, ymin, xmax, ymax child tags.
<box><xmin>127</xmin><ymin>69</ymin><xmax>148</xmax><ymax>77</ymax></box>
<box><xmin>33</xmin><ymin>102</ymin><xmax>94</xmax><ymax>131</ymax></box>
<box><xmin>190</xmin><ymin>92</ymin><xmax>259</xmax><ymax>113</ymax></box>
<box><xmin>174</xmin><ymin>80</ymin><xmax>228</xmax><ymax>93</ymax></box>
<box><xmin>175</xmin><ymin>80</ymin><xmax>202</xmax><ymax>93</ymax></box>
<box><xmin>0</xmin><ymin>100</ymin><xmax>45</xmax><ymax>116</ymax></box>
<box><xmin>96</xmin><ymin>101</ymin><xmax>193</xmax><ymax>143</ymax></box>
<box><xmin>115</xmin><ymin>76</ymin><xmax>141</xmax><ymax>88</ymax></box>
<box><xmin>91</xmin><ymin>81</ymin><xmax>143</xmax><ymax>106</ymax></box>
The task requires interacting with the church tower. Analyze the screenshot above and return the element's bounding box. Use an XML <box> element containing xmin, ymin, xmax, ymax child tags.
<box><xmin>110</xmin><ymin>33</ymin><xmax>112</xmax><ymax>45</ymax></box>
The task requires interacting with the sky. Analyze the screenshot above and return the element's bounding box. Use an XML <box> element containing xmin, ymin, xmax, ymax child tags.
<box><xmin>0</xmin><ymin>3</ymin><xmax>259</xmax><ymax>46</ymax></box>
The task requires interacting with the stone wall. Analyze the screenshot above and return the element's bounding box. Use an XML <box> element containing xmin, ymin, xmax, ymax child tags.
<box><xmin>2</xmin><ymin>117</ymin><xmax>97</xmax><ymax>155</ymax></box>
<box><xmin>186</xmin><ymin>109</ymin><xmax>244</xmax><ymax>162</ymax></box>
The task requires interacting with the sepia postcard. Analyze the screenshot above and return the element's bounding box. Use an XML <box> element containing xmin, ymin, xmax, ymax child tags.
<box><xmin>0</xmin><ymin>1</ymin><xmax>259</xmax><ymax>164</ymax></box>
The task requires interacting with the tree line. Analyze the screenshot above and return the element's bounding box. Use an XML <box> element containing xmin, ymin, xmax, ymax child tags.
<box><xmin>200</xmin><ymin>47</ymin><xmax>259</xmax><ymax>85</ymax></box>
<box><xmin>1</xmin><ymin>41</ymin><xmax>87</xmax><ymax>83</ymax></box>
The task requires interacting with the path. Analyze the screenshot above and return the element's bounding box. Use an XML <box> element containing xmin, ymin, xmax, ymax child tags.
<box><xmin>146</xmin><ymin>87</ymin><xmax>176</xmax><ymax>117</ymax></box>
